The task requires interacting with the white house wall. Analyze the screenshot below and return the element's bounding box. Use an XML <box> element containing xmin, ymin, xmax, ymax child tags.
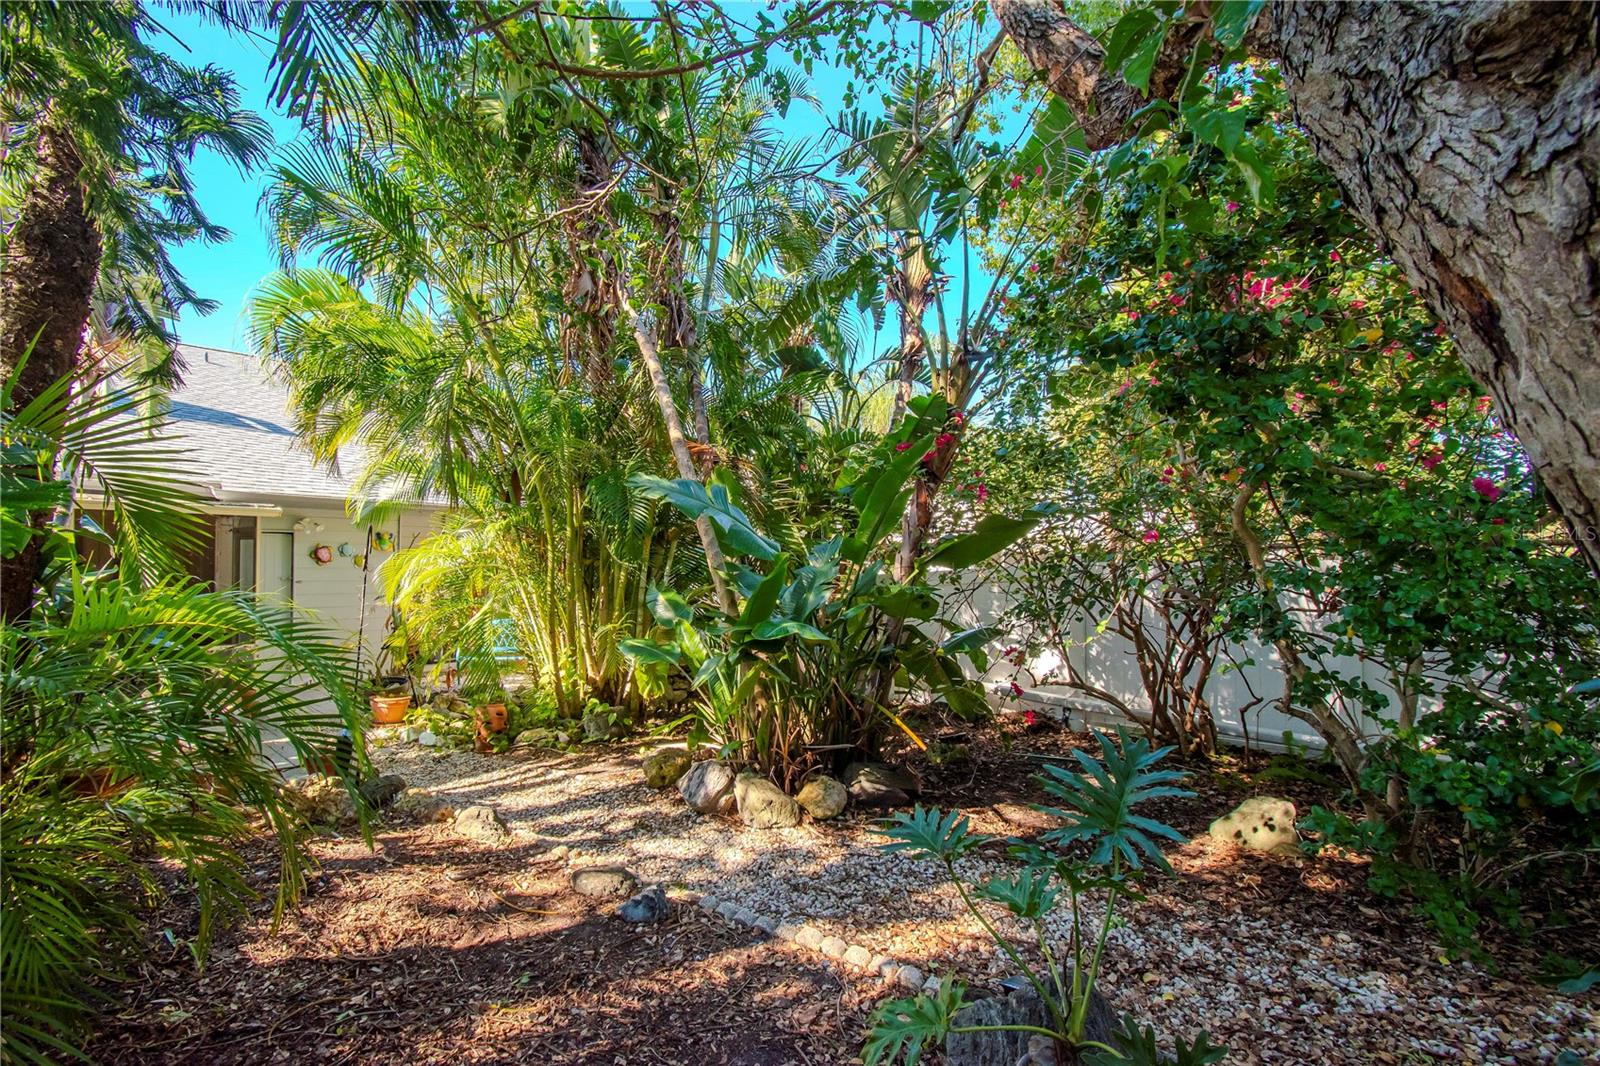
<box><xmin>260</xmin><ymin>506</ymin><xmax>444</xmax><ymax>664</ymax></box>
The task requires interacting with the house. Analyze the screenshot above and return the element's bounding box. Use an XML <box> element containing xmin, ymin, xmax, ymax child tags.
<box><xmin>153</xmin><ymin>344</ymin><xmax>447</xmax><ymax>665</ymax></box>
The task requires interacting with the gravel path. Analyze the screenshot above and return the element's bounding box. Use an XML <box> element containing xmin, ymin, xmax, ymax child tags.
<box><xmin>371</xmin><ymin>735</ymin><xmax>1599</xmax><ymax>1065</ymax></box>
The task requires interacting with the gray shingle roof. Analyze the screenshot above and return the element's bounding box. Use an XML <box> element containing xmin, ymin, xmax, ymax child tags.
<box><xmin>164</xmin><ymin>344</ymin><xmax>373</xmax><ymax>504</ymax></box>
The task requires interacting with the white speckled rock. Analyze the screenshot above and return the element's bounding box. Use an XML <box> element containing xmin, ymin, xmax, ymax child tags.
<box><xmin>819</xmin><ymin>936</ymin><xmax>848</xmax><ymax>959</ymax></box>
<box><xmin>775</xmin><ymin>923</ymin><xmax>801</xmax><ymax>943</ymax></box>
<box><xmin>795</xmin><ymin>926</ymin><xmax>824</xmax><ymax>950</ymax></box>
<box><xmin>843</xmin><ymin>945</ymin><xmax>874</xmax><ymax>969</ymax></box>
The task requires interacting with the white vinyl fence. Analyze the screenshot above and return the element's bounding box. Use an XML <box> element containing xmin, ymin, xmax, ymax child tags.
<box><xmin>942</xmin><ymin>576</ymin><xmax>1414</xmax><ymax>754</ymax></box>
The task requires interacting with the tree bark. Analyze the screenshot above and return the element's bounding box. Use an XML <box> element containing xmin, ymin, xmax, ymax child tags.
<box><xmin>624</xmin><ymin>295</ymin><xmax>739</xmax><ymax>617</ymax></box>
<box><xmin>994</xmin><ymin>0</ymin><xmax>1600</xmax><ymax>574</ymax></box>
<box><xmin>1</xmin><ymin>119</ymin><xmax>101</xmax><ymax>623</ymax></box>
<box><xmin>1271</xmin><ymin>1</ymin><xmax>1600</xmax><ymax>573</ymax></box>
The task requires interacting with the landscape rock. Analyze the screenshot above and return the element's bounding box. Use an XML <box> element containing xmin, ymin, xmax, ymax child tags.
<box><xmin>452</xmin><ymin>804</ymin><xmax>510</xmax><ymax>845</ymax></box>
<box><xmin>391</xmin><ymin>787</ymin><xmax>455</xmax><ymax>823</ymax></box>
<box><xmin>678</xmin><ymin>760</ymin><xmax>737</xmax><ymax>814</ymax></box>
<box><xmin>358</xmin><ymin>773</ymin><xmax>407</xmax><ymax>809</ymax></box>
<box><xmin>571</xmin><ymin>865</ymin><xmax>638</xmax><ymax>899</ymax></box>
<box><xmin>843</xmin><ymin>761</ymin><xmax>920</xmax><ymax>808</ymax></box>
<box><xmin>281</xmin><ymin>776</ymin><xmax>355</xmax><ymax>825</ymax></box>
<box><xmin>581</xmin><ymin>710</ymin><xmax>625</xmax><ymax>742</ymax></box>
<box><xmin>417</xmin><ymin>729</ymin><xmax>439</xmax><ymax>747</ymax></box>
<box><xmin>616</xmin><ymin>884</ymin><xmax>669</xmax><ymax>923</ymax></box>
<box><xmin>795</xmin><ymin>774</ymin><xmax>848</xmax><ymax>819</ymax></box>
<box><xmin>1208</xmin><ymin>795</ymin><xmax>1299</xmax><ymax>855</ymax></box>
<box><xmin>946</xmin><ymin>983</ymin><xmax>1115</xmax><ymax>1066</ymax></box>
<box><xmin>734</xmin><ymin>771</ymin><xmax>802</xmax><ymax>829</ymax></box>
<box><xmin>642</xmin><ymin>748</ymin><xmax>692</xmax><ymax>789</ymax></box>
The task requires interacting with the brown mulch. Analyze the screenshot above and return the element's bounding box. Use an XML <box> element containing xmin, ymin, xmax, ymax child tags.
<box><xmin>90</xmin><ymin>833</ymin><xmax>872</xmax><ymax>1065</ymax></box>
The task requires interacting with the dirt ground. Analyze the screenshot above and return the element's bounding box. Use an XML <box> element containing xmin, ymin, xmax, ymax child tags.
<box><xmin>90</xmin><ymin>718</ymin><xmax>1598</xmax><ymax>1064</ymax></box>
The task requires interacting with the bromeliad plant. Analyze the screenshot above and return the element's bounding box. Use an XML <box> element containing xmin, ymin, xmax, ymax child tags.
<box><xmin>622</xmin><ymin>396</ymin><xmax>1057</xmax><ymax>786</ymax></box>
<box><xmin>865</xmin><ymin>729</ymin><xmax>1223</xmax><ymax>1066</ymax></box>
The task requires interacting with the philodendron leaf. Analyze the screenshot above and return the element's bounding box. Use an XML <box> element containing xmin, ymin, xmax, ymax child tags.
<box><xmin>879</xmin><ymin>805</ymin><xmax>986</xmax><ymax>861</ymax></box>
<box><xmin>924</xmin><ymin>503</ymin><xmax>1061</xmax><ymax>570</ymax></box>
<box><xmin>863</xmin><ymin>978</ymin><xmax>967</xmax><ymax>1066</ymax></box>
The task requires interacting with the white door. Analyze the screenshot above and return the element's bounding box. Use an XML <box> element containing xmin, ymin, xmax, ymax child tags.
<box><xmin>259</xmin><ymin>532</ymin><xmax>294</xmax><ymax>608</ymax></box>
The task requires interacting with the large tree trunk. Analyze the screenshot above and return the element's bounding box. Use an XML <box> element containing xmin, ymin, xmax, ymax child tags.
<box><xmin>1</xmin><ymin>120</ymin><xmax>101</xmax><ymax>623</ymax></box>
<box><xmin>994</xmin><ymin>0</ymin><xmax>1600</xmax><ymax>574</ymax></box>
<box><xmin>1271</xmin><ymin>1</ymin><xmax>1600</xmax><ymax>573</ymax></box>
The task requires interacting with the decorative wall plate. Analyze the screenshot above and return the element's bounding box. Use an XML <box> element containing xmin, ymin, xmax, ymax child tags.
<box><xmin>309</xmin><ymin>543</ymin><xmax>334</xmax><ymax>566</ymax></box>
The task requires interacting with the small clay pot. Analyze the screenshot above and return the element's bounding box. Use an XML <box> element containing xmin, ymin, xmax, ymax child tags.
<box><xmin>478</xmin><ymin>703</ymin><xmax>509</xmax><ymax>734</ymax></box>
<box><xmin>370</xmin><ymin>694</ymin><xmax>411</xmax><ymax>725</ymax></box>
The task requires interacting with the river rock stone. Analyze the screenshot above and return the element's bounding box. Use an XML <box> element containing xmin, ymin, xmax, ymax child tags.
<box><xmin>571</xmin><ymin>865</ymin><xmax>638</xmax><ymax>898</ymax></box>
<box><xmin>643</xmin><ymin>748</ymin><xmax>692</xmax><ymax>789</ymax></box>
<box><xmin>796</xmin><ymin>774</ymin><xmax>848</xmax><ymax>819</ymax></box>
<box><xmin>453</xmin><ymin>804</ymin><xmax>510</xmax><ymax>845</ymax></box>
<box><xmin>1208</xmin><ymin>795</ymin><xmax>1299</xmax><ymax>854</ymax></box>
<box><xmin>678</xmin><ymin>759</ymin><xmax>736</xmax><ymax>814</ymax></box>
<box><xmin>582</xmin><ymin>710</ymin><xmax>625</xmax><ymax>741</ymax></box>
<box><xmin>617</xmin><ymin>884</ymin><xmax>669</xmax><ymax>923</ymax></box>
<box><xmin>734</xmin><ymin>772</ymin><xmax>802</xmax><ymax>828</ymax></box>
<box><xmin>843</xmin><ymin>762</ymin><xmax>920</xmax><ymax>808</ymax></box>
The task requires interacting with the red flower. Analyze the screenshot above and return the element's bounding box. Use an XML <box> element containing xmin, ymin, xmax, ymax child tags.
<box><xmin>1329</xmin><ymin>250</ymin><xmax>1341</xmax><ymax>262</ymax></box>
<box><xmin>1008</xmin><ymin>173</ymin><xmax>1024</xmax><ymax>190</ymax></box>
<box><xmin>1034</xmin><ymin>164</ymin><xmax>1043</xmax><ymax>178</ymax></box>
<box><xmin>895</xmin><ymin>441</ymin><xmax>912</xmax><ymax>452</ymax></box>
<box><xmin>1023</xmin><ymin>710</ymin><xmax>1038</xmax><ymax>727</ymax></box>
<box><xmin>1225</xmin><ymin>201</ymin><xmax>1240</xmax><ymax>213</ymax></box>
<box><xmin>1472</xmin><ymin>476</ymin><xmax>1502</xmax><ymax>502</ymax></box>
<box><xmin>936</xmin><ymin>433</ymin><xmax>955</xmax><ymax>448</ymax></box>
<box><xmin>1141</xmin><ymin>529</ymin><xmax>1160</xmax><ymax>544</ymax></box>
<box><xmin>975</xmin><ymin>484</ymin><xmax>989</xmax><ymax>503</ymax></box>
<box><xmin>1009</xmin><ymin>681</ymin><xmax>1024</xmax><ymax>697</ymax></box>
<box><xmin>1490</xmin><ymin>517</ymin><xmax>1506</xmax><ymax>525</ymax></box>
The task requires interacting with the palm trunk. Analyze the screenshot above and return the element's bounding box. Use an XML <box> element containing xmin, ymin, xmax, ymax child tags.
<box><xmin>1</xmin><ymin>119</ymin><xmax>101</xmax><ymax>623</ymax></box>
<box><xmin>886</xmin><ymin>235</ymin><xmax>933</xmax><ymax>431</ymax></box>
<box><xmin>995</xmin><ymin>0</ymin><xmax>1600</xmax><ymax>575</ymax></box>
<box><xmin>625</xmin><ymin>295</ymin><xmax>738</xmax><ymax>617</ymax></box>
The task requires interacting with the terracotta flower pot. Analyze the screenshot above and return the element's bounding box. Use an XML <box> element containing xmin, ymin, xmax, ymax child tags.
<box><xmin>370</xmin><ymin>694</ymin><xmax>411</xmax><ymax>725</ymax></box>
<box><xmin>477</xmin><ymin>703</ymin><xmax>509</xmax><ymax>733</ymax></box>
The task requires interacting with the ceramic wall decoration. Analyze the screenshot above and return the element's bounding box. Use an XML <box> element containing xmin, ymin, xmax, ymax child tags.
<box><xmin>353</xmin><ymin>553</ymin><xmax>367</xmax><ymax>568</ymax></box>
<box><xmin>309</xmin><ymin>543</ymin><xmax>333</xmax><ymax>566</ymax></box>
<box><xmin>336</xmin><ymin>542</ymin><xmax>353</xmax><ymax>557</ymax></box>
<box><xmin>372</xmin><ymin>530</ymin><xmax>396</xmax><ymax>551</ymax></box>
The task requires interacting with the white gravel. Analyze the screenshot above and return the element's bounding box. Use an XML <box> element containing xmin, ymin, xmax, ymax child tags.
<box><xmin>372</xmin><ymin>736</ymin><xmax>1599</xmax><ymax>1064</ymax></box>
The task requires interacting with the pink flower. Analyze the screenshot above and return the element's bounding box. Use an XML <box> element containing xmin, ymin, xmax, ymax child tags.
<box><xmin>920</xmin><ymin>450</ymin><xmax>935</xmax><ymax>463</ymax></box>
<box><xmin>1329</xmin><ymin>250</ymin><xmax>1341</xmax><ymax>262</ymax></box>
<box><xmin>895</xmin><ymin>441</ymin><xmax>912</xmax><ymax>452</ymax></box>
<box><xmin>1141</xmin><ymin>529</ymin><xmax>1160</xmax><ymax>544</ymax></box>
<box><xmin>1350</xmin><ymin>300</ymin><xmax>1366</xmax><ymax>310</ymax></box>
<box><xmin>1125</xmin><ymin>309</ymin><xmax>1140</xmax><ymax>321</ymax></box>
<box><xmin>1472</xmin><ymin>477</ymin><xmax>1502</xmax><ymax>502</ymax></box>
<box><xmin>1023</xmin><ymin>709</ymin><xmax>1038</xmax><ymax>727</ymax></box>
<box><xmin>1420</xmin><ymin>450</ymin><xmax>1443</xmax><ymax>470</ymax></box>
<box><xmin>1029</xmin><ymin>263</ymin><xmax>1040</xmax><ymax>274</ymax></box>
<box><xmin>935</xmin><ymin>433</ymin><xmax>955</xmax><ymax>448</ymax></box>
<box><xmin>975</xmin><ymin>484</ymin><xmax>989</xmax><ymax>503</ymax></box>
<box><xmin>1490</xmin><ymin>517</ymin><xmax>1506</xmax><ymax>525</ymax></box>
<box><xmin>1034</xmin><ymin>164</ymin><xmax>1043</xmax><ymax>178</ymax></box>
<box><xmin>1225</xmin><ymin>201</ymin><xmax>1240</xmax><ymax>213</ymax></box>
<box><xmin>1169</xmin><ymin>294</ymin><xmax>1185</xmax><ymax>307</ymax></box>
<box><xmin>1476</xmin><ymin>396</ymin><xmax>1493</xmax><ymax>413</ymax></box>
<box><xmin>1003</xmin><ymin>646</ymin><xmax>1017</xmax><ymax>657</ymax></box>
<box><xmin>1009</xmin><ymin>681</ymin><xmax>1024</xmax><ymax>697</ymax></box>
<box><xmin>1008</xmin><ymin>173</ymin><xmax>1024</xmax><ymax>190</ymax></box>
<box><xmin>1117</xmin><ymin>379</ymin><xmax>1134</xmax><ymax>396</ymax></box>
<box><xmin>1374</xmin><ymin>463</ymin><xmax>1387</xmax><ymax>472</ymax></box>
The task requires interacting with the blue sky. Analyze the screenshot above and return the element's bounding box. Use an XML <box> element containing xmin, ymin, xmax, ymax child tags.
<box><xmin>153</xmin><ymin>7</ymin><xmax>1030</xmax><ymax>355</ymax></box>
